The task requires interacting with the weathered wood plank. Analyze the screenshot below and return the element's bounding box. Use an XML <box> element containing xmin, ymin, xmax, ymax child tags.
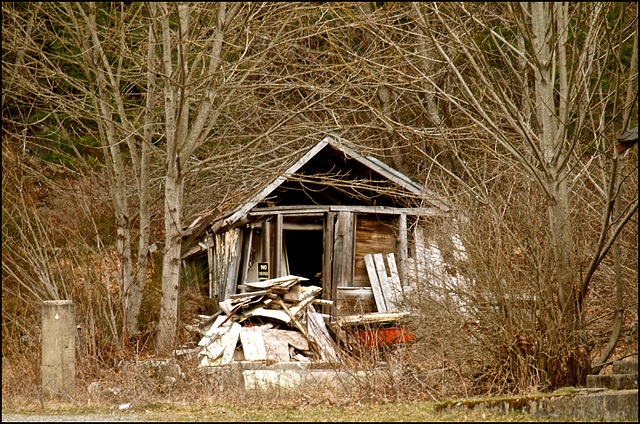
<box><xmin>336</xmin><ymin>286</ymin><xmax>376</xmax><ymax>315</ymax></box>
<box><xmin>373</xmin><ymin>253</ymin><xmax>397</xmax><ymax>311</ymax></box>
<box><xmin>266</xmin><ymin>328</ymin><xmax>309</xmax><ymax>351</ymax></box>
<box><xmin>198</xmin><ymin>315</ymin><xmax>229</xmax><ymax>346</ymax></box>
<box><xmin>241</xmin><ymin>275</ymin><xmax>306</xmax><ymax>289</ymax></box>
<box><xmin>386</xmin><ymin>253</ymin><xmax>403</xmax><ymax>307</ymax></box>
<box><xmin>213</xmin><ymin>229</ymin><xmax>242</xmax><ymax>301</ymax></box>
<box><xmin>333</xmin><ymin>311</ymin><xmax>410</xmax><ymax>327</ymax></box>
<box><xmin>240</xmin><ymin>328</ymin><xmax>267</xmax><ymax>361</ymax></box>
<box><xmin>332</xmin><ymin>218</ymin><xmax>344</xmax><ymax>312</ymax></box>
<box><xmin>207</xmin><ymin>235</ymin><xmax>214</xmax><ymax>298</ymax></box>
<box><xmin>306</xmin><ymin>306</ymin><xmax>340</xmax><ymax>362</ymax></box>
<box><xmin>347</xmin><ymin>212</ymin><xmax>356</xmax><ymax>284</ymax></box>
<box><xmin>239</xmin><ymin>227</ymin><xmax>253</xmax><ymax>290</ymax></box>
<box><xmin>334</xmin><ymin>211</ymin><xmax>355</xmax><ymax>287</ymax></box>
<box><xmin>261</xmin><ymin>331</ymin><xmax>291</xmax><ymax>362</ymax></box>
<box><xmin>219</xmin><ymin>322</ymin><xmax>241</xmax><ymax>366</ymax></box>
<box><xmin>364</xmin><ymin>254</ymin><xmax>387</xmax><ymax>312</ymax></box>
<box><xmin>282</xmin><ymin>222</ymin><xmax>323</xmax><ymax>231</ymax></box>
<box><xmin>283</xmin><ymin>281</ymin><xmax>302</xmax><ymax>302</ymax></box>
<box><xmin>275</xmin><ymin>299</ymin><xmax>313</xmax><ymax>348</ymax></box>
<box><xmin>239</xmin><ymin>286</ymin><xmax>322</xmax><ymax>324</ymax></box>
<box><xmin>224</xmin><ymin>229</ymin><xmax>243</xmax><ymax>300</ymax></box>
<box><xmin>230</xmin><ymin>290</ymin><xmax>269</xmax><ymax>299</ymax></box>
<box><xmin>199</xmin><ymin>322</ymin><xmax>241</xmax><ymax>367</ymax></box>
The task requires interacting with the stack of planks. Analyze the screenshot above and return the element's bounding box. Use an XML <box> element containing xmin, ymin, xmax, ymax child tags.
<box><xmin>218</xmin><ymin>275</ymin><xmax>308</xmax><ymax>317</ymax></box>
<box><xmin>198</xmin><ymin>275</ymin><xmax>341</xmax><ymax>367</ymax></box>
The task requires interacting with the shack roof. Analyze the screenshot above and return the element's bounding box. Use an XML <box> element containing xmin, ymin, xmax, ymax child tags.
<box><xmin>183</xmin><ymin>134</ymin><xmax>453</xmax><ymax>251</ymax></box>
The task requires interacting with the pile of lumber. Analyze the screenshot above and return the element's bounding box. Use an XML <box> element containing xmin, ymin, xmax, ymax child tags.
<box><xmin>192</xmin><ymin>275</ymin><xmax>341</xmax><ymax>367</ymax></box>
<box><xmin>219</xmin><ymin>275</ymin><xmax>312</xmax><ymax>320</ymax></box>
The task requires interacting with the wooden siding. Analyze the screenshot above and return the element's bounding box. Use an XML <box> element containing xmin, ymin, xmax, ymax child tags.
<box><xmin>353</xmin><ymin>215</ymin><xmax>397</xmax><ymax>287</ymax></box>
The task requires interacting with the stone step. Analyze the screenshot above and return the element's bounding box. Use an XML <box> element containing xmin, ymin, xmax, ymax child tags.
<box><xmin>587</xmin><ymin>373</ymin><xmax>638</xmax><ymax>390</ymax></box>
<box><xmin>613</xmin><ymin>359</ymin><xmax>638</xmax><ymax>375</ymax></box>
<box><xmin>435</xmin><ymin>389</ymin><xmax>639</xmax><ymax>421</ymax></box>
<box><xmin>536</xmin><ymin>389</ymin><xmax>638</xmax><ymax>421</ymax></box>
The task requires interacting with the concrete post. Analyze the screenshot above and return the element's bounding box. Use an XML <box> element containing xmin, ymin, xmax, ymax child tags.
<box><xmin>42</xmin><ymin>300</ymin><xmax>76</xmax><ymax>396</ymax></box>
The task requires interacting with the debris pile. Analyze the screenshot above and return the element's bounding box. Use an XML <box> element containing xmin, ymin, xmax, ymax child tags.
<box><xmin>184</xmin><ymin>275</ymin><xmax>342</xmax><ymax>367</ymax></box>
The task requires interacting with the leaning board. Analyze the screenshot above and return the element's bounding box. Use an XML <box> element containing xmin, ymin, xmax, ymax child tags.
<box><xmin>364</xmin><ymin>254</ymin><xmax>387</xmax><ymax>312</ymax></box>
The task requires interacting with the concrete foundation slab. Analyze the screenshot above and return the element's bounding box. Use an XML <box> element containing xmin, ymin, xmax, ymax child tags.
<box><xmin>200</xmin><ymin>361</ymin><xmax>391</xmax><ymax>394</ymax></box>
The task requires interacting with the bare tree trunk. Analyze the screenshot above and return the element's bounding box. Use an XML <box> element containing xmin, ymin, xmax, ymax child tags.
<box><xmin>545</xmin><ymin>179</ymin><xmax>576</xmax><ymax>326</ymax></box>
<box><xmin>127</xmin><ymin>144</ymin><xmax>151</xmax><ymax>337</ymax></box>
<box><xmin>157</xmin><ymin>165</ymin><xmax>183</xmax><ymax>355</ymax></box>
<box><xmin>81</xmin><ymin>2</ymin><xmax>151</xmax><ymax>338</ymax></box>
<box><xmin>83</xmin><ymin>2</ymin><xmax>136</xmax><ymax>338</ymax></box>
<box><xmin>532</xmin><ymin>3</ymin><xmax>577</xmax><ymax>332</ymax></box>
<box><xmin>154</xmin><ymin>0</ymin><xmax>180</xmax><ymax>356</ymax></box>
<box><xmin>154</xmin><ymin>1</ymin><xmax>243</xmax><ymax>354</ymax></box>
<box><xmin>126</xmin><ymin>20</ymin><xmax>158</xmax><ymax>337</ymax></box>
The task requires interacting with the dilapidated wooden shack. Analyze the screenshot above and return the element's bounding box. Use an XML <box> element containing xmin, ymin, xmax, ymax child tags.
<box><xmin>181</xmin><ymin>134</ymin><xmax>455</xmax><ymax>318</ymax></box>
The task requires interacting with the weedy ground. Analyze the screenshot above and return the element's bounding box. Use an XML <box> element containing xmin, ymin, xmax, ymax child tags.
<box><xmin>4</xmin><ymin>330</ymin><xmax>636</xmax><ymax>422</ymax></box>
<box><xmin>1</xmin><ymin>356</ymin><xmax>605</xmax><ymax>422</ymax></box>
<box><xmin>2</xmin><ymin>397</ymin><xmax>600</xmax><ymax>422</ymax></box>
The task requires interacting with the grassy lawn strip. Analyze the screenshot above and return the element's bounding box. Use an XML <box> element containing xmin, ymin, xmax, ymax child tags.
<box><xmin>116</xmin><ymin>401</ymin><xmax>540</xmax><ymax>422</ymax></box>
<box><xmin>3</xmin><ymin>398</ymin><xmax>590</xmax><ymax>422</ymax></box>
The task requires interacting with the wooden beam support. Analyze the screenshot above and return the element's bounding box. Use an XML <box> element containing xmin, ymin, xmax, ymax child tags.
<box><xmin>249</xmin><ymin>204</ymin><xmax>449</xmax><ymax>217</ymax></box>
<box><xmin>332</xmin><ymin>211</ymin><xmax>355</xmax><ymax>316</ymax></box>
<box><xmin>206</xmin><ymin>234</ymin><xmax>214</xmax><ymax>299</ymax></box>
<box><xmin>239</xmin><ymin>227</ymin><xmax>253</xmax><ymax>292</ymax></box>
<box><xmin>253</xmin><ymin>221</ymin><xmax>323</xmax><ymax>231</ymax></box>
<box><xmin>398</xmin><ymin>213</ymin><xmax>407</xmax><ymax>285</ymax></box>
<box><xmin>262</xmin><ymin>219</ymin><xmax>272</xmax><ymax>279</ymax></box>
<box><xmin>323</xmin><ymin>212</ymin><xmax>335</xmax><ymax>316</ymax></box>
<box><xmin>274</xmin><ymin>214</ymin><xmax>283</xmax><ymax>278</ymax></box>
<box><xmin>223</xmin><ymin>230</ymin><xmax>243</xmax><ymax>301</ymax></box>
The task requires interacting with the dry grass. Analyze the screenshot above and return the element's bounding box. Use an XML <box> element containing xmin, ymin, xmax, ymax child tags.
<box><xmin>3</xmin><ymin>312</ymin><xmax>631</xmax><ymax>422</ymax></box>
<box><xmin>1</xmin><ymin>328</ymin><xmax>471</xmax><ymax>411</ymax></box>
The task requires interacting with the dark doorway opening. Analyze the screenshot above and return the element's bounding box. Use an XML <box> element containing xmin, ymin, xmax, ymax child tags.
<box><xmin>285</xmin><ymin>229</ymin><xmax>323</xmax><ymax>287</ymax></box>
